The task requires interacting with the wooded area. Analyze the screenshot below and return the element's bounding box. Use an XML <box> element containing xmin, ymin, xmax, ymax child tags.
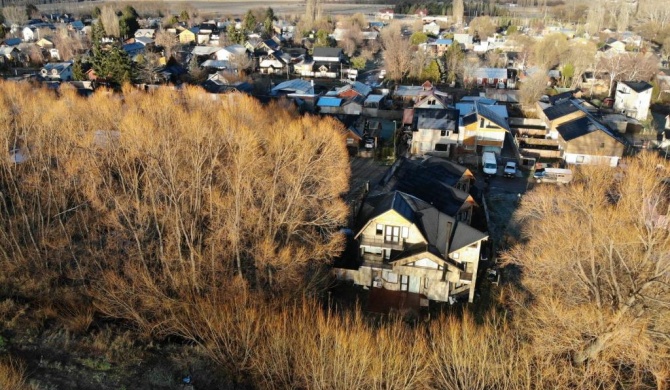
<box><xmin>0</xmin><ymin>83</ymin><xmax>668</xmax><ymax>389</ymax></box>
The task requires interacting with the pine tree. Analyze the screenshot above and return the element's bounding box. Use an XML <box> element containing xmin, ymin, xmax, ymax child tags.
<box><xmin>119</xmin><ymin>6</ymin><xmax>140</xmax><ymax>39</ymax></box>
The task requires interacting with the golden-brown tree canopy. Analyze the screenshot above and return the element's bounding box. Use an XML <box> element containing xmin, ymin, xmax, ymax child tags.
<box><xmin>0</xmin><ymin>81</ymin><xmax>349</xmax><ymax>312</ymax></box>
<box><xmin>504</xmin><ymin>153</ymin><xmax>670</xmax><ymax>387</ymax></box>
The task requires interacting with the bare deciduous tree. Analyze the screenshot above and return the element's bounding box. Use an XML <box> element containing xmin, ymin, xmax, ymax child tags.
<box><xmin>100</xmin><ymin>5</ymin><xmax>120</xmax><ymax>38</ymax></box>
<box><xmin>453</xmin><ymin>0</ymin><xmax>464</xmax><ymax>25</ymax></box>
<box><xmin>381</xmin><ymin>22</ymin><xmax>412</xmax><ymax>81</ymax></box>
<box><xmin>154</xmin><ymin>29</ymin><xmax>178</xmax><ymax>58</ymax></box>
<box><xmin>2</xmin><ymin>6</ymin><xmax>27</xmax><ymax>26</ymax></box>
<box><xmin>504</xmin><ymin>153</ymin><xmax>670</xmax><ymax>388</ymax></box>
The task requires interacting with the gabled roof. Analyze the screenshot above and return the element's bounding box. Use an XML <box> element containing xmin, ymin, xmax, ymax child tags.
<box><xmin>312</xmin><ymin>47</ymin><xmax>343</xmax><ymax>58</ymax></box>
<box><xmin>333</xmin><ymin>81</ymin><xmax>372</xmax><ymax>97</ymax></box>
<box><xmin>556</xmin><ymin>99</ymin><xmax>626</xmax><ymax>144</ymax></box>
<box><xmin>378</xmin><ymin>158</ymin><xmax>474</xmax><ymax>217</ymax></box>
<box><xmin>271</xmin><ymin>79</ymin><xmax>314</xmax><ymax>95</ymax></box>
<box><xmin>475</xmin><ymin>101</ymin><xmax>509</xmax><ymax>131</ymax></box>
<box><xmin>122</xmin><ymin>42</ymin><xmax>145</xmax><ymax>54</ymax></box>
<box><xmin>358</xmin><ymin>191</ymin><xmax>487</xmax><ymax>257</ymax></box>
<box><xmin>620</xmin><ymin>81</ymin><xmax>653</xmax><ymax>93</ymax></box>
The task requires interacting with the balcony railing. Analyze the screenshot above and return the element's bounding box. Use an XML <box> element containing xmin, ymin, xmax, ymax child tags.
<box><xmin>359</xmin><ymin>236</ymin><xmax>406</xmax><ymax>251</ymax></box>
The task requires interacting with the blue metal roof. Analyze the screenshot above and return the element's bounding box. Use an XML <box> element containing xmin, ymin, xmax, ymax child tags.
<box><xmin>317</xmin><ymin>97</ymin><xmax>343</xmax><ymax>107</ymax></box>
<box><xmin>435</xmin><ymin>39</ymin><xmax>453</xmax><ymax>45</ymax></box>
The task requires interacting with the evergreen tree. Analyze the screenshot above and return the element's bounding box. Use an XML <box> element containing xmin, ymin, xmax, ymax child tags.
<box><xmin>119</xmin><ymin>6</ymin><xmax>140</xmax><ymax>39</ymax></box>
<box><xmin>179</xmin><ymin>10</ymin><xmax>190</xmax><ymax>23</ymax></box>
<box><xmin>243</xmin><ymin>10</ymin><xmax>256</xmax><ymax>33</ymax></box>
<box><xmin>421</xmin><ymin>60</ymin><xmax>441</xmax><ymax>83</ymax></box>
<box><xmin>227</xmin><ymin>24</ymin><xmax>244</xmax><ymax>44</ymax></box>
<box><xmin>72</xmin><ymin>57</ymin><xmax>86</xmax><ymax>81</ymax></box>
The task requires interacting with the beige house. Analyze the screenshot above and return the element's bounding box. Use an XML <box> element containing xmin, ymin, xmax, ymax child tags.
<box><xmin>536</xmin><ymin>97</ymin><xmax>626</xmax><ymax>167</ymax></box>
<box><xmin>334</xmin><ymin>191</ymin><xmax>487</xmax><ymax>303</ymax></box>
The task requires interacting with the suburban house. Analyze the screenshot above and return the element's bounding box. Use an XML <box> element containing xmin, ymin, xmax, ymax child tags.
<box><xmin>411</xmin><ymin>108</ymin><xmax>460</xmax><ymax>156</ymax></box>
<box><xmin>317</xmin><ymin>96</ymin><xmax>365</xmax><ymax>115</ymax></box>
<box><xmin>122</xmin><ymin>42</ymin><xmax>145</xmax><ymax>58</ymax></box>
<box><xmin>614</xmin><ymin>81</ymin><xmax>652</xmax><ymax>121</ymax></box>
<box><xmin>202</xmin><ymin>76</ymin><xmax>253</xmax><ymax>94</ymax></box>
<box><xmin>453</xmin><ymin>33</ymin><xmax>473</xmax><ymax>49</ymax></box>
<box><xmin>312</xmin><ymin>47</ymin><xmax>346</xmax><ymax>78</ymax></box>
<box><xmin>259</xmin><ymin>50</ymin><xmax>291</xmax><ymax>75</ymax></box>
<box><xmin>536</xmin><ymin>98</ymin><xmax>626</xmax><ymax>166</ymax></box>
<box><xmin>134</xmin><ymin>29</ymin><xmax>156</xmax><ymax>39</ymax></box>
<box><xmin>394</xmin><ymin>81</ymin><xmax>449</xmax><ymax>105</ymax></box>
<box><xmin>423</xmin><ymin>21</ymin><xmax>440</xmax><ymax>36</ymax></box>
<box><xmin>178</xmin><ymin>28</ymin><xmax>198</xmax><ymax>44</ymax></box>
<box><xmin>215</xmin><ymin>44</ymin><xmax>248</xmax><ymax>62</ymax></box>
<box><xmin>270</xmin><ymin>78</ymin><xmax>315</xmax><ymax>97</ymax></box>
<box><xmin>455</xmin><ymin>98</ymin><xmax>510</xmax><ymax>155</ymax></box>
<box><xmin>35</xmin><ymin>37</ymin><xmax>54</xmax><ymax>48</ymax></box>
<box><xmin>328</xmin><ymin>81</ymin><xmax>372</xmax><ymax>99</ymax></box>
<box><xmin>40</xmin><ymin>61</ymin><xmax>73</xmax><ymax>81</ymax></box>
<box><xmin>22</xmin><ymin>26</ymin><xmax>37</xmax><ymax>42</ymax></box>
<box><xmin>468</xmin><ymin>68</ymin><xmax>514</xmax><ymax>89</ymax></box>
<box><xmin>0</xmin><ymin>46</ymin><xmax>21</xmax><ymax>63</ymax></box>
<box><xmin>333</xmin><ymin>191</ymin><xmax>487</xmax><ymax>303</ymax></box>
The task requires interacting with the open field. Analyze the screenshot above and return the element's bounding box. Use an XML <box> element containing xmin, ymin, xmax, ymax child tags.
<box><xmin>37</xmin><ymin>0</ymin><xmax>392</xmax><ymax>17</ymax></box>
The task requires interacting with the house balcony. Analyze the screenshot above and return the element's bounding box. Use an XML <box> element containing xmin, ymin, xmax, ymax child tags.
<box><xmin>359</xmin><ymin>236</ymin><xmax>406</xmax><ymax>251</ymax></box>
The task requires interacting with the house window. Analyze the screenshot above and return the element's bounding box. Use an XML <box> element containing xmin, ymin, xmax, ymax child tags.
<box><xmin>424</xmin><ymin>278</ymin><xmax>430</xmax><ymax>289</ymax></box>
<box><xmin>401</xmin><ymin>226</ymin><xmax>409</xmax><ymax>238</ymax></box>
<box><xmin>385</xmin><ymin>225</ymin><xmax>401</xmax><ymax>243</ymax></box>
<box><xmin>376</xmin><ymin>224</ymin><xmax>383</xmax><ymax>235</ymax></box>
<box><xmin>347</xmin><ymin>138</ymin><xmax>354</xmax><ymax>145</ymax></box>
<box><xmin>429</xmin><ymin>99</ymin><xmax>436</xmax><ymax>105</ymax></box>
<box><xmin>480</xmin><ymin>118</ymin><xmax>485</xmax><ymax>128</ymax></box>
<box><xmin>452</xmin><ymin>252</ymin><xmax>460</xmax><ymax>259</ymax></box>
<box><xmin>435</xmin><ymin>143</ymin><xmax>449</xmax><ymax>151</ymax></box>
<box><xmin>600</xmin><ymin>142</ymin><xmax>605</xmax><ymax>148</ymax></box>
<box><xmin>440</xmin><ymin>130</ymin><xmax>447</xmax><ymax>136</ymax></box>
<box><xmin>576</xmin><ymin>156</ymin><xmax>585</xmax><ymax>163</ymax></box>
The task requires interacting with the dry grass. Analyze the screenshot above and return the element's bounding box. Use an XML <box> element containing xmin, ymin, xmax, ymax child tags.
<box><xmin>0</xmin><ymin>357</ymin><xmax>30</xmax><ymax>390</ymax></box>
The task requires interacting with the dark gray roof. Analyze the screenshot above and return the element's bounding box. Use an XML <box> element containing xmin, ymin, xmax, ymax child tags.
<box><xmin>377</xmin><ymin>158</ymin><xmax>472</xmax><ymax>217</ymax></box>
<box><xmin>462</xmin><ymin>112</ymin><xmax>477</xmax><ymax>126</ymax></box>
<box><xmin>413</xmin><ymin>108</ymin><xmax>459</xmax><ymax>130</ymax></box>
<box><xmin>543</xmin><ymin>101</ymin><xmax>580</xmax><ymax>120</ymax></box>
<box><xmin>312</xmin><ymin>47</ymin><xmax>343</xmax><ymax>58</ymax></box>
<box><xmin>358</xmin><ymin>191</ymin><xmax>486</xmax><ymax>257</ymax></box>
<box><xmin>556</xmin><ymin>116</ymin><xmax>592</xmax><ymax>141</ymax></box>
<box><xmin>449</xmin><ymin>222</ymin><xmax>488</xmax><ymax>252</ymax></box>
<box><xmin>475</xmin><ymin>101</ymin><xmax>509</xmax><ymax>131</ymax></box>
<box><xmin>621</xmin><ymin>81</ymin><xmax>653</xmax><ymax>93</ymax></box>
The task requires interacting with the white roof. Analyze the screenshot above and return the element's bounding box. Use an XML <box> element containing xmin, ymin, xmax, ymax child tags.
<box><xmin>192</xmin><ymin>46</ymin><xmax>223</xmax><ymax>56</ymax></box>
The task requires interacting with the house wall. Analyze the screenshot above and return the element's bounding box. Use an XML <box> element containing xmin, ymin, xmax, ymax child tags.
<box><xmin>412</xmin><ymin>128</ymin><xmax>458</xmax><ymax>155</ymax></box>
<box><xmin>179</xmin><ymin>32</ymin><xmax>195</xmax><ymax>44</ymax></box>
<box><xmin>614</xmin><ymin>88</ymin><xmax>651</xmax><ymax>121</ymax></box>
<box><xmin>562</xmin><ymin>130</ymin><xmax>624</xmax><ymax>166</ymax></box>
<box><xmin>449</xmin><ymin>240</ymin><xmax>481</xmax><ymax>302</ymax></box>
<box><xmin>358</xmin><ymin>210</ymin><xmax>426</xmax><ymax>253</ymax></box>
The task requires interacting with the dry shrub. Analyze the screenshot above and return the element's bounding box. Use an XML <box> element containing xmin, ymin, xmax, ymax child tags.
<box><xmin>0</xmin><ymin>357</ymin><xmax>30</xmax><ymax>390</ymax></box>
